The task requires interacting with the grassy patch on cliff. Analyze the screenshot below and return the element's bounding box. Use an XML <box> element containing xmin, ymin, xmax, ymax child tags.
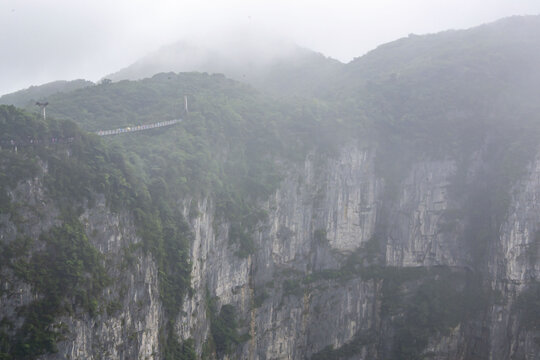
<box><xmin>204</xmin><ymin>295</ymin><xmax>250</xmax><ymax>357</ymax></box>
<box><xmin>162</xmin><ymin>326</ymin><xmax>196</xmax><ymax>360</ymax></box>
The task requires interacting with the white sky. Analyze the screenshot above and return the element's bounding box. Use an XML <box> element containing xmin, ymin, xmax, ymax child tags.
<box><xmin>1</xmin><ymin>0</ymin><xmax>539</xmax><ymax>96</ymax></box>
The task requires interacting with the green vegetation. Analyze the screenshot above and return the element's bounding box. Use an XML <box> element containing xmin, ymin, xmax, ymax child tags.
<box><xmin>334</xmin><ymin>17</ymin><xmax>540</xmax><ymax>208</ymax></box>
<box><xmin>0</xmin><ymin>71</ymin><xmax>303</xmax><ymax>357</ymax></box>
<box><xmin>0</xmin><ymin>104</ymin><xmax>141</xmax><ymax>215</ymax></box>
<box><xmin>162</xmin><ymin>326</ymin><xmax>196</xmax><ymax>360</ymax></box>
<box><xmin>282</xmin><ymin>278</ymin><xmax>304</xmax><ymax>297</ymax></box>
<box><xmin>253</xmin><ymin>290</ymin><xmax>270</xmax><ymax>308</ymax></box>
<box><xmin>0</xmin><ymin>107</ymin><xmax>124</xmax><ymax>359</ymax></box>
<box><xmin>34</xmin><ymin>73</ymin><xmax>350</xmax><ymax>261</ymax></box>
<box><xmin>3</xmin><ymin>17</ymin><xmax>540</xmax><ymax>358</ymax></box>
<box><xmin>313</xmin><ymin>229</ymin><xmax>329</xmax><ymax>245</ymax></box>
<box><xmin>282</xmin><ymin>237</ymin><xmax>387</xmax><ymax>292</ymax></box>
<box><xmin>0</xmin><ymin>151</ymin><xmax>39</xmax><ymax>213</ymax></box>
<box><xmin>0</xmin><ymin>106</ymin><xmax>192</xmax><ymax>359</ymax></box>
<box><xmin>212</xmin><ymin>305</ymin><xmax>247</xmax><ymax>355</ymax></box>
<box><xmin>302</xmin><ymin>265</ymin><xmax>490</xmax><ymax>360</ymax></box>
<box><xmin>206</xmin><ymin>296</ymin><xmax>249</xmax><ymax>357</ymax></box>
<box><xmin>0</xmin><ymin>80</ymin><xmax>93</xmax><ymax>108</ymax></box>
<box><xmin>285</xmin><ymin>253</ymin><xmax>490</xmax><ymax>359</ymax></box>
<box><xmin>311</xmin><ymin>331</ymin><xmax>376</xmax><ymax>360</ymax></box>
<box><xmin>133</xmin><ymin>187</ymin><xmax>192</xmax><ymax>319</ymax></box>
<box><xmin>228</xmin><ymin>222</ymin><xmax>256</xmax><ymax>258</ymax></box>
<box><xmin>0</xmin><ymin>220</ymin><xmax>108</xmax><ymax>359</ymax></box>
<box><xmin>389</xmin><ymin>271</ymin><xmax>488</xmax><ymax>359</ymax></box>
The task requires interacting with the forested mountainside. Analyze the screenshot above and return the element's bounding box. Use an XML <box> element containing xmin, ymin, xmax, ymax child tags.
<box><xmin>0</xmin><ymin>80</ymin><xmax>94</xmax><ymax>109</ymax></box>
<box><xmin>1</xmin><ymin>15</ymin><xmax>540</xmax><ymax>360</ymax></box>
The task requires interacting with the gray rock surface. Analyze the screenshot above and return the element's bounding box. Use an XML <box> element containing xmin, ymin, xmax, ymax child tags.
<box><xmin>1</xmin><ymin>144</ymin><xmax>539</xmax><ymax>359</ymax></box>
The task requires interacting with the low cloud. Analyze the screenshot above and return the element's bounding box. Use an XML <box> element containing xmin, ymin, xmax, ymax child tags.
<box><xmin>1</xmin><ymin>0</ymin><xmax>539</xmax><ymax>95</ymax></box>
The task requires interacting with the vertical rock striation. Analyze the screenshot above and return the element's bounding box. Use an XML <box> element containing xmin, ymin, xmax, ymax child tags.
<box><xmin>2</xmin><ymin>143</ymin><xmax>539</xmax><ymax>360</ymax></box>
<box><xmin>488</xmin><ymin>153</ymin><xmax>540</xmax><ymax>360</ymax></box>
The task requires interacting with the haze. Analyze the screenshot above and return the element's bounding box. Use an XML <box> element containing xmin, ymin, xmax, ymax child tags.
<box><xmin>1</xmin><ymin>0</ymin><xmax>539</xmax><ymax>96</ymax></box>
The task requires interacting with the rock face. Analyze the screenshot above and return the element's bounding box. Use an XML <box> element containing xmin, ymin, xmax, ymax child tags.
<box><xmin>385</xmin><ymin>160</ymin><xmax>462</xmax><ymax>267</ymax></box>
<box><xmin>0</xmin><ymin>178</ymin><xmax>162</xmax><ymax>360</ymax></box>
<box><xmin>487</xmin><ymin>154</ymin><xmax>540</xmax><ymax>360</ymax></box>
<box><xmin>175</xmin><ymin>144</ymin><xmax>539</xmax><ymax>359</ymax></box>
<box><xmin>1</xmin><ymin>143</ymin><xmax>539</xmax><ymax>360</ymax></box>
<box><xmin>55</xmin><ymin>202</ymin><xmax>162</xmax><ymax>360</ymax></box>
<box><xmin>496</xmin><ymin>154</ymin><xmax>540</xmax><ymax>284</ymax></box>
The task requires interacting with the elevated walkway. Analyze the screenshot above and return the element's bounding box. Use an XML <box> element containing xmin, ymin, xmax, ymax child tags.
<box><xmin>95</xmin><ymin>119</ymin><xmax>182</xmax><ymax>136</ymax></box>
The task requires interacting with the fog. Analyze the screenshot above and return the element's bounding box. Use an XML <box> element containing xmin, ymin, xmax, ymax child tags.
<box><xmin>1</xmin><ymin>0</ymin><xmax>539</xmax><ymax>95</ymax></box>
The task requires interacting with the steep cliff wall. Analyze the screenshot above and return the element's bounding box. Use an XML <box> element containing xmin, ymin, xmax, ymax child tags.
<box><xmin>487</xmin><ymin>153</ymin><xmax>540</xmax><ymax>360</ymax></box>
<box><xmin>2</xmin><ymin>142</ymin><xmax>539</xmax><ymax>360</ymax></box>
<box><xmin>174</xmin><ymin>143</ymin><xmax>539</xmax><ymax>360</ymax></box>
<box><xmin>175</xmin><ymin>146</ymin><xmax>383</xmax><ymax>359</ymax></box>
<box><xmin>0</xmin><ymin>172</ymin><xmax>164</xmax><ymax>360</ymax></box>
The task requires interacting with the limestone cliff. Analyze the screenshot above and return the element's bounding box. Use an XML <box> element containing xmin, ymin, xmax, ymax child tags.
<box><xmin>1</xmin><ymin>145</ymin><xmax>539</xmax><ymax>360</ymax></box>
<box><xmin>174</xmin><ymin>143</ymin><xmax>539</xmax><ymax>359</ymax></box>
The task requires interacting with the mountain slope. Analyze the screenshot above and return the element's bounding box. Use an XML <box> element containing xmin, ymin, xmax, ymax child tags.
<box><xmin>0</xmin><ymin>79</ymin><xmax>94</xmax><ymax>108</ymax></box>
<box><xmin>343</xmin><ymin>15</ymin><xmax>540</xmax><ymax>82</ymax></box>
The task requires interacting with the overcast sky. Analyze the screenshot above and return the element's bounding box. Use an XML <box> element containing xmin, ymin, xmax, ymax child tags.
<box><xmin>1</xmin><ymin>0</ymin><xmax>539</xmax><ymax>96</ymax></box>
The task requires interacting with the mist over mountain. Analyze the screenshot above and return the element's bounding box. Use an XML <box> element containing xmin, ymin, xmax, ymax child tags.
<box><xmin>1</xmin><ymin>15</ymin><xmax>540</xmax><ymax>360</ymax></box>
<box><xmin>106</xmin><ymin>35</ymin><xmax>343</xmax><ymax>96</ymax></box>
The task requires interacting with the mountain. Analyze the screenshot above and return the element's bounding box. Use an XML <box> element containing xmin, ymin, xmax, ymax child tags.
<box><xmin>337</xmin><ymin>15</ymin><xmax>540</xmax><ymax>122</ymax></box>
<box><xmin>1</xmin><ymin>15</ymin><xmax>540</xmax><ymax>360</ymax></box>
<box><xmin>345</xmin><ymin>15</ymin><xmax>540</xmax><ymax>79</ymax></box>
<box><xmin>106</xmin><ymin>38</ymin><xmax>343</xmax><ymax>97</ymax></box>
<box><xmin>0</xmin><ymin>79</ymin><xmax>94</xmax><ymax>108</ymax></box>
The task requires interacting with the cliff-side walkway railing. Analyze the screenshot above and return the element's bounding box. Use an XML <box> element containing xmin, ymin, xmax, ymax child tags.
<box><xmin>95</xmin><ymin>119</ymin><xmax>182</xmax><ymax>136</ymax></box>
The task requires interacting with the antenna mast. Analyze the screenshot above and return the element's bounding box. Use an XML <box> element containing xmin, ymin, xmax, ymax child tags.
<box><xmin>35</xmin><ymin>102</ymin><xmax>49</xmax><ymax>120</ymax></box>
<box><xmin>184</xmin><ymin>95</ymin><xmax>188</xmax><ymax>114</ymax></box>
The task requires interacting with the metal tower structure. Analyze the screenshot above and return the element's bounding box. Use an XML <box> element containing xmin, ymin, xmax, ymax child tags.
<box><xmin>35</xmin><ymin>102</ymin><xmax>49</xmax><ymax>120</ymax></box>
